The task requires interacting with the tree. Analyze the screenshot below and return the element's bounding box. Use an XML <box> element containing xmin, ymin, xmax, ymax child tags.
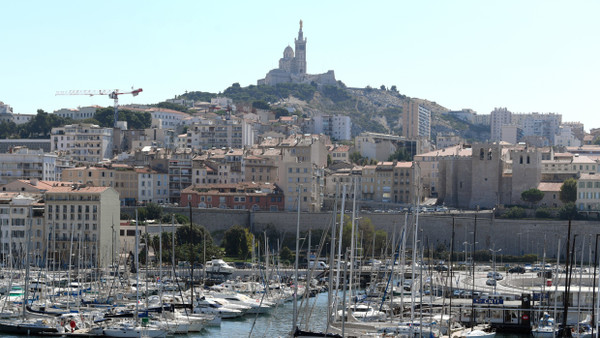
<box><xmin>173</xmin><ymin>224</ymin><xmax>219</xmax><ymax>264</ymax></box>
<box><xmin>222</xmin><ymin>225</ymin><xmax>254</xmax><ymax>260</ymax></box>
<box><xmin>388</xmin><ymin>148</ymin><xmax>412</xmax><ymax>162</ymax></box>
<box><xmin>327</xmin><ymin>154</ymin><xmax>332</xmax><ymax>167</ymax></box>
<box><xmin>380</xmin><ymin>85</ymin><xmax>386</xmax><ymax>91</ymax></box>
<box><xmin>93</xmin><ymin>107</ymin><xmax>152</xmax><ymax>129</ymax></box>
<box><xmin>252</xmin><ymin>100</ymin><xmax>270</xmax><ymax>110</ymax></box>
<box><xmin>390</xmin><ymin>85</ymin><xmax>398</xmax><ymax>93</ymax></box>
<box><xmin>520</xmin><ymin>188</ymin><xmax>544</xmax><ymax>208</ymax></box>
<box><xmin>143</xmin><ymin>203</ymin><xmax>163</xmax><ymax>221</ymax></box>
<box><xmin>502</xmin><ymin>206</ymin><xmax>526</xmax><ymax>219</ymax></box>
<box><xmin>559</xmin><ymin>202</ymin><xmax>579</xmax><ymax>220</ymax></box>
<box><xmin>156</xmin><ymin>101</ymin><xmax>188</xmax><ymax>113</ymax></box>
<box><xmin>559</xmin><ymin>178</ymin><xmax>577</xmax><ymax>203</ymax></box>
<box><xmin>279</xmin><ymin>246</ymin><xmax>294</xmax><ymax>264</ymax></box>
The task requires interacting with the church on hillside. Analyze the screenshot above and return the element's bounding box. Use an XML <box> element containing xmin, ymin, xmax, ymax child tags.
<box><xmin>258</xmin><ymin>21</ymin><xmax>337</xmax><ymax>87</ymax></box>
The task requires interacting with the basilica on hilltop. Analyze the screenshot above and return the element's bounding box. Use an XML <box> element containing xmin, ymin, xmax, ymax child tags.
<box><xmin>258</xmin><ymin>21</ymin><xmax>337</xmax><ymax>87</ymax></box>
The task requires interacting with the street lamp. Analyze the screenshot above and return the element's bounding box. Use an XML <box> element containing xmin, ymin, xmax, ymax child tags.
<box><xmin>489</xmin><ymin>248</ymin><xmax>502</xmax><ymax>294</ymax></box>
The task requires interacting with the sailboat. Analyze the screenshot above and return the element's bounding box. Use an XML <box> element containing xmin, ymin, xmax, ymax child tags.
<box><xmin>102</xmin><ymin>211</ymin><xmax>167</xmax><ymax>338</ymax></box>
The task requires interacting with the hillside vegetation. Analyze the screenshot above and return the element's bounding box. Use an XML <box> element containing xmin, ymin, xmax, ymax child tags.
<box><xmin>178</xmin><ymin>83</ymin><xmax>490</xmax><ymax>142</ymax></box>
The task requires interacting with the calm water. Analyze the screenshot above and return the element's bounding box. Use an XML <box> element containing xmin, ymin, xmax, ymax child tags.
<box><xmin>199</xmin><ymin>292</ymin><xmax>330</xmax><ymax>337</ymax></box>
<box><xmin>0</xmin><ymin>292</ymin><xmax>528</xmax><ymax>337</ymax></box>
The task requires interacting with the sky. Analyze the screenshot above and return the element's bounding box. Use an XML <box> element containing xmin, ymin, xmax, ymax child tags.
<box><xmin>2</xmin><ymin>1</ymin><xmax>599</xmax><ymax>130</ymax></box>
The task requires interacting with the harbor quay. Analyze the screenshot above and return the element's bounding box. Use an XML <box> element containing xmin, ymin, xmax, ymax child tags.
<box><xmin>123</xmin><ymin>207</ymin><xmax>600</xmax><ymax>260</ymax></box>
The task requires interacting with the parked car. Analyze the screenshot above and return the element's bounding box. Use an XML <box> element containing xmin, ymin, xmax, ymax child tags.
<box><xmin>508</xmin><ymin>266</ymin><xmax>526</xmax><ymax>274</ymax></box>
<box><xmin>487</xmin><ymin>272</ymin><xmax>503</xmax><ymax>280</ymax></box>
<box><xmin>486</xmin><ymin>279</ymin><xmax>497</xmax><ymax>286</ymax></box>
<box><xmin>434</xmin><ymin>265</ymin><xmax>448</xmax><ymax>272</ymax></box>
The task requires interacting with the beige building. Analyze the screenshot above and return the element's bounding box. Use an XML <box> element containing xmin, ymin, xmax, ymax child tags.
<box><xmin>577</xmin><ymin>172</ymin><xmax>600</xmax><ymax>212</ymax></box>
<box><xmin>277</xmin><ymin>135</ymin><xmax>328</xmax><ymax>211</ymax></box>
<box><xmin>244</xmin><ymin>155</ymin><xmax>278</xmax><ymax>183</ymax></box>
<box><xmin>45</xmin><ymin>185</ymin><xmax>119</xmax><ymax>268</ymax></box>
<box><xmin>414</xmin><ymin>145</ymin><xmax>472</xmax><ymax>198</ymax></box>
<box><xmin>61</xmin><ymin>165</ymin><xmax>140</xmax><ymax>206</ymax></box>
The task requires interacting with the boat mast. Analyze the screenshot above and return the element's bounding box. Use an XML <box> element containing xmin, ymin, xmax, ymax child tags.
<box><xmin>326</xmin><ymin>183</ymin><xmax>339</xmax><ymax>332</ymax></box>
<box><xmin>292</xmin><ymin>185</ymin><xmax>301</xmax><ymax>333</ymax></box>
<box><xmin>22</xmin><ymin>208</ymin><xmax>33</xmax><ymax>319</ymax></box>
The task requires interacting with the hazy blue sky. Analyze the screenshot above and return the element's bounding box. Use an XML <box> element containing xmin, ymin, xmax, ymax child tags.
<box><xmin>2</xmin><ymin>1</ymin><xmax>598</xmax><ymax>130</ymax></box>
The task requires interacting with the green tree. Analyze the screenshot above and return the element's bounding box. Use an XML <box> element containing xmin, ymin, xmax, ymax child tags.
<box><xmin>174</xmin><ymin>224</ymin><xmax>219</xmax><ymax>264</ymax></box>
<box><xmin>559</xmin><ymin>202</ymin><xmax>579</xmax><ymax>220</ymax></box>
<box><xmin>521</xmin><ymin>188</ymin><xmax>544</xmax><ymax>208</ymax></box>
<box><xmin>390</xmin><ymin>85</ymin><xmax>398</xmax><ymax>93</ymax></box>
<box><xmin>279</xmin><ymin>246</ymin><xmax>294</xmax><ymax>264</ymax></box>
<box><xmin>380</xmin><ymin>85</ymin><xmax>386</xmax><ymax>91</ymax></box>
<box><xmin>222</xmin><ymin>225</ymin><xmax>254</xmax><ymax>260</ymax></box>
<box><xmin>388</xmin><ymin>148</ymin><xmax>412</xmax><ymax>162</ymax></box>
<box><xmin>559</xmin><ymin>178</ymin><xmax>577</xmax><ymax>203</ymax></box>
<box><xmin>156</xmin><ymin>101</ymin><xmax>188</xmax><ymax>113</ymax></box>
<box><xmin>252</xmin><ymin>100</ymin><xmax>270</xmax><ymax>110</ymax></box>
<box><xmin>93</xmin><ymin>107</ymin><xmax>152</xmax><ymax>129</ymax></box>
<box><xmin>327</xmin><ymin>154</ymin><xmax>332</xmax><ymax>167</ymax></box>
<box><xmin>143</xmin><ymin>203</ymin><xmax>163</xmax><ymax>220</ymax></box>
<box><xmin>502</xmin><ymin>206</ymin><xmax>526</xmax><ymax>219</ymax></box>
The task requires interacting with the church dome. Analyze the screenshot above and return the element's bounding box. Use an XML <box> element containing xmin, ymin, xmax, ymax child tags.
<box><xmin>283</xmin><ymin>46</ymin><xmax>294</xmax><ymax>58</ymax></box>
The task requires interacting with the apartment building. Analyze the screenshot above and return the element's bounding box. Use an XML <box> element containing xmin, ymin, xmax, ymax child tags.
<box><xmin>61</xmin><ymin>165</ymin><xmax>152</xmax><ymax>206</ymax></box>
<box><xmin>181</xmin><ymin>182</ymin><xmax>284</xmax><ymax>211</ymax></box>
<box><xmin>402</xmin><ymin>99</ymin><xmax>431</xmax><ymax>139</ymax></box>
<box><xmin>277</xmin><ymin>134</ymin><xmax>328</xmax><ymax>211</ymax></box>
<box><xmin>51</xmin><ymin>124</ymin><xmax>113</xmax><ymax>164</ymax></box>
<box><xmin>168</xmin><ymin>148</ymin><xmax>193</xmax><ymax>204</ymax></box>
<box><xmin>0</xmin><ymin>193</ymin><xmax>45</xmax><ymax>267</ymax></box>
<box><xmin>45</xmin><ymin>185</ymin><xmax>119</xmax><ymax>268</ymax></box>
<box><xmin>490</xmin><ymin>107</ymin><xmax>512</xmax><ymax>142</ymax></box>
<box><xmin>53</xmin><ymin>106</ymin><xmax>98</xmax><ymax>120</ymax></box>
<box><xmin>313</xmin><ymin>114</ymin><xmax>352</xmax><ymax>141</ymax></box>
<box><xmin>244</xmin><ymin>155</ymin><xmax>278</xmax><ymax>183</ymax></box>
<box><xmin>0</xmin><ymin>147</ymin><xmax>58</xmax><ymax>185</ymax></box>
<box><xmin>185</xmin><ymin>116</ymin><xmax>254</xmax><ymax>150</ymax></box>
<box><xmin>577</xmin><ymin>172</ymin><xmax>600</xmax><ymax>211</ymax></box>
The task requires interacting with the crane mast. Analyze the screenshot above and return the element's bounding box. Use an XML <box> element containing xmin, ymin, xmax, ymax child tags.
<box><xmin>56</xmin><ymin>88</ymin><xmax>143</xmax><ymax>128</ymax></box>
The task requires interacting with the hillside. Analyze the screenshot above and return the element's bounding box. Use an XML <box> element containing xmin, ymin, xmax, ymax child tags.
<box><xmin>176</xmin><ymin>83</ymin><xmax>490</xmax><ymax>143</ymax></box>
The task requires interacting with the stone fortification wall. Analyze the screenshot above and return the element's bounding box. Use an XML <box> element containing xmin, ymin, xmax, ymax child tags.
<box><xmin>122</xmin><ymin>207</ymin><xmax>597</xmax><ymax>259</ymax></box>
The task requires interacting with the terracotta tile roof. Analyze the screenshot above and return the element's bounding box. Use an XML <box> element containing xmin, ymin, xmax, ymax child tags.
<box><xmin>395</xmin><ymin>162</ymin><xmax>413</xmax><ymax>168</ymax></box>
<box><xmin>46</xmin><ymin>186</ymin><xmax>111</xmax><ymax>193</ymax></box>
<box><xmin>537</xmin><ymin>182</ymin><xmax>562</xmax><ymax>192</ymax></box>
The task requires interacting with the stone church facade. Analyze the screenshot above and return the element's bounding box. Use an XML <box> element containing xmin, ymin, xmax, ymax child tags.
<box><xmin>258</xmin><ymin>21</ymin><xmax>337</xmax><ymax>87</ymax></box>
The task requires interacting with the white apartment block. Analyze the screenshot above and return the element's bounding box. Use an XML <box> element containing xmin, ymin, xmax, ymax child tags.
<box><xmin>355</xmin><ymin>132</ymin><xmax>403</xmax><ymax>162</ymax></box>
<box><xmin>45</xmin><ymin>186</ymin><xmax>119</xmax><ymax>268</ymax></box>
<box><xmin>490</xmin><ymin>107</ymin><xmax>512</xmax><ymax>142</ymax></box>
<box><xmin>185</xmin><ymin>117</ymin><xmax>254</xmax><ymax>150</ymax></box>
<box><xmin>54</xmin><ymin>106</ymin><xmax>98</xmax><ymax>120</ymax></box>
<box><xmin>555</xmin><ymin>125</ymin><xmax>581</xmax><ymax>147</ymax></box>
<box><xmin>0</xmin><ymin>147</ymin><xmax>57</xmax><ymax>185</ymax></box>
<box><xmin>51</xmin><ymin>124</ymin><xmax>113</xmax><ymax>164</ymax></box>
<box><xmin>0</xmin><ymin>194</ymin><xmax>45</xmax><ymax>267</ymax></box>
<box><xmin>12</xmin><ymin>114</ymin><xmax>35</xmax><ymax>125</ymax></box>
<box><xmin>150</xmin><ymin>109</ymin><xmax>189</xmax><ymax>129</ymax></box>
<box><xmin>313</xmin><ymin>114</ymin><xmax>352</xmax><ymax>141</ymax></box>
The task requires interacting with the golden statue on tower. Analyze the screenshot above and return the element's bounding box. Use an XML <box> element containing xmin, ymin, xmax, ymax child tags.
<box><xmin>299</xmin><ymin>19</ymin><xmax>303</xmax><ymax>30</ymax></box>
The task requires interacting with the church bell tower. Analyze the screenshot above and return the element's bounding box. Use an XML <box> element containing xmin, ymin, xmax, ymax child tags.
<box><xmin>294</xmin><ymin>20</ymin><xmax>307</xmax><ymax>75</ymax></box>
